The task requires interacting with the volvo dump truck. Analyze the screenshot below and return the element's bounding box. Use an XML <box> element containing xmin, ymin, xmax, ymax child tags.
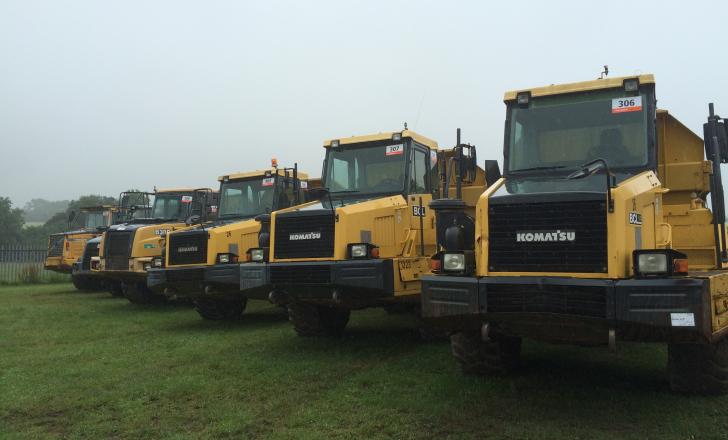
<box><xmin>421</xmin><ymin>74</ymin><xmax>728</xmax><ymax>394</ymax></box>
<box><xmin>147</xmin><ymin>164</ymin><xmax>310</xmax><ymax>320</ymax></box>
<box><xmin>97</xmin><ymin>188</ymin><xmax>217</xmax><ymax>303</ymax></box>
<box><xmin>255</xmin><ymin>129</ymin><xmax>489</xmax><ymax>336</ymax></box>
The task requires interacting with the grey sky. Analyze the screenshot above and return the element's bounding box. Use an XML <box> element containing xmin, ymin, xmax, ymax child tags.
<box><xmin>1</xmin><ymin>0</ymin><xmax>727</xmax><ymax>206</ymax></box>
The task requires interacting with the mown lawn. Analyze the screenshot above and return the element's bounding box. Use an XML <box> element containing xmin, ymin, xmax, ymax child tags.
<box><xmin>1</xmin><ymin>284</ymin><xmax>726</xmax><ymax>439</ymax></box>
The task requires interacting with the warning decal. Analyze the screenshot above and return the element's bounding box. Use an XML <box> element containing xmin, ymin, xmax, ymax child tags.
<box><xmin>612</xmin><ymin>96</ymin><xmax>642</xmax><ymax>114</ymax></box>
<box><xmin>181</xmin><ymin>196</ymin><xmax>193</xmax><ymax>203</ymax></box>
<box><xmin>262</xmin><ymin>177</ymin><xmax>275</xmax><ymax>187</ymax></box>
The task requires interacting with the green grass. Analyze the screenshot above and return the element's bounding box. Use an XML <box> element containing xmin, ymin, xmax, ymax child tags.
<box><xmin>1</xmin><ymin>284</ymin><xmax>726</xmax><ymax>439</ymax></box>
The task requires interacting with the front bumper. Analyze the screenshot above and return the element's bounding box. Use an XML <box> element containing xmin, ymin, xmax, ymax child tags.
<box><xmin>147</xmin><ymin>266</ymin><xmax>205</xmax><ymax>296</ymax></box>
<box><xmin>72</xmin><ymin>261</ymin><xmax>103</xmax><ymax>278</ymax></box>
<box><xmin>421</xmin><ymin>275</ymin><xmax>711</xmax><ymax>344</ymax></box>
<box><xmin>268</xmin><ymin>259</ymin><xmax>394</xmax><ymax>305</ymax></box>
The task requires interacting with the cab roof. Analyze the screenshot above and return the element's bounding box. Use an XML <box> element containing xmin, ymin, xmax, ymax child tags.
<box><xmin>79</xmin><ymin>205</ymin><xmax>116</xmax><ymax>212</ymax></box>
<box><xmin>156</xmin><ymin>188</ymin><xmax>217</xmax><ymax>194</ymax></box>
<box><xmin>220</xmin><ymin>168</ymin><xmax>310</xmax><ymax>182</ymax></box>
<box><xmin>323</xmin><ymin>129</ymin><xmax>438</xmax><ymax>150</ymax></box>
<box><xmin>504</xmin><ymin>74</ymin><xmax>656</xmax><ymax>101</ymax></box>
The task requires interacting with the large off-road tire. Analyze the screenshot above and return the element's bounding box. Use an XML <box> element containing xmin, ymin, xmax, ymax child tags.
<box><xmin>194</xmin><ymin>297</ymin><xmax>247</xmax><ymax>320</ymax></box>
<box><xmin>450</xmin><ymin>331</ymin><xmax>522</xmax><ymax>374</ymax></box>
<box><xmin>109</xmin><ymin>280</ymin><xmax>125</xmax><ymax>297</ymax></box>
<box><xmin>72</xmin><ymin>275</ymin><xmax>91</xmax><ymax>291</ymax></box>
<box><xmin>668</xmin><ymin>339</ymin><xmax>728</xmax><ymax>394</ymax></box>
<box><xmin>124</xmin><ymin>281</ymin><xmax>167</xmax><ymax>305</ymax></box>
<box><xmin>287</xmin><ymin>302</ymin><xmax>350</xmax><ymax>337</ymax></box>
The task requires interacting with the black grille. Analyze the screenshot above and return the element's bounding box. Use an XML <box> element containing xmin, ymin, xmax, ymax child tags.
<box><xmin>106</xmin><ymin>231</ymin><xmax>133</xmax><ymax>270</ymax></box>
<box><xmin>488</xmin><ymin>199</ymin><xmax>607</xmax><ymax>273</ymax></box>
<box><xmin>270</xmin><ymin>264</ymin><xmax>331</xmax><ymax>284</ymax></box>
<box><xmin>168</xmin><ymin>231</ymin><xmax>208</xmax><ymax>266</ymax></box>
<box><xmin>47</xmin><ymin>235</ymin><xmax>64</xmax><ymax>257</ymax></box>
<box><xmin>273</xmin><ymin>210</ymin><xmax>335</xmax><ymax>259</ymax></box>
<box><xmin>81</xmin><ymin>241</ymin><xmax>99</xmax><ymax>270</ymax></box>
<box><xmin>487</xmin><ymin>283</ymin><xmax>607</xmax><ymax>318</ymax></box>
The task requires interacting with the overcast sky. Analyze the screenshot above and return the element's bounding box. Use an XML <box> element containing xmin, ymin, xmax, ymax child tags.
<box><xmin>1</xmin><ymin>0</ymin><xmax>727</xmax><ymax>206</ymax></box>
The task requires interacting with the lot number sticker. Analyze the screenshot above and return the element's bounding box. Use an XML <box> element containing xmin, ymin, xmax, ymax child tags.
<box><xmin>386</xmin><ymin>145</ymin><xmax>404</xmax><ymax>156</ymax></box>
<box><xmin>671</xmin><ymin>313</ymin><xmax>695</xmax><ymax>327</ymax></box>
<box><xmin>612</xmin><ymin>96</ymin><xmax>642</xmax><ymax>114</ymax></box>
<box><xmin>262</xmin><ymin>177</ymin><xmax>275</xmax><ymax>187</ymax></box>
<box><xmin>300</xmin><ymin>181</ymin><xmax>308</xmax><ymax>189</ymax></box>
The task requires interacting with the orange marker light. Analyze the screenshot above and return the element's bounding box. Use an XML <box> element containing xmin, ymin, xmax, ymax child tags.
<box><xmin>673</xmin><ymin>258</ymin><xmax>689</xmax><ymax>275</ymax></box>
<box><xmin>430</xmin><ymin>258</ymin><xmax>441</xmax><ymax>272</ymax></box>
<box><xmin>370</xmin><ymin>247</ymin><xmax>380</xmax><ymax>258</ymax></box>
<box><xmin>271</xmin><ymin>158</ymin><xmax>278</xmax><ymax>168</ymax></box>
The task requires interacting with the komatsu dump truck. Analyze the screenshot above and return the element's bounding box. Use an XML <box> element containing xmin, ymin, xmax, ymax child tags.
<box><xmin>421</xmin><ymin>74</ymin><xmax>728</xmax><ymax>394</ymax></box>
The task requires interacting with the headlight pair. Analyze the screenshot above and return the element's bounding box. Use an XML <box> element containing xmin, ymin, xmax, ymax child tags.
<box><xmin>217</xmin><ymin>253</ymin><xmax>239</xmax><ymax>264</ymax></box>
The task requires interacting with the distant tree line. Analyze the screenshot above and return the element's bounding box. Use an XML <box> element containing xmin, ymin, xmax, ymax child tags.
<box><xmin>0</xmin><ymin>195</ymin><xmax>117</xmax><ymax>247</ymax></box>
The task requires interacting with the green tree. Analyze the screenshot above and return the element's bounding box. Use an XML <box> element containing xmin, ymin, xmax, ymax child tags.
<box><xmin>0</xmin><ymin>197</ymin><xmax>25</xmax><ymax>244</ymax></box>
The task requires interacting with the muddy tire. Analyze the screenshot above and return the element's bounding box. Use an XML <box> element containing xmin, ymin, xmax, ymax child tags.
<box><xmin>124</xmin><ymin>281</ymin><xmax>167</xmax><ymax>305</ymax></box>
<box><xmin>450</xmin><ymin>331</ymin><xmax>522</xmax><ymax>374</ymax></box>
<box><xmin>288</xmin><ymin>302</ymin><xmax>350</xmax><ymax>337</ymax></box>
<box><xmin>668</xmin><ymin>339</ymin><xmax>728</xmax><ymax>394</ymax></box>
<box><xmin>194</xmin><ymin>297</ymin><xmax>247</xmax><ymax>320</ymax></box>
<box><xmin>109</xmin><ymin>280</ymin><xmax>125</xmax><ymax>297</ymax></box>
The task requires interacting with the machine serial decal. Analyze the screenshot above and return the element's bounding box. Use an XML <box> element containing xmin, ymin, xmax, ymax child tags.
<box><xmin>289</xmin><ymin>232</ymin><xmax>322</xmax><ymax>241</ymax></box>
<box><xmin>628</xmin><ymin>212</ymin><xmax>643</xmax><ymax>225</ymax></box>
<box><xmin>412</xmin><ymin>205</ymin><xmax>426</xmax><ymax>217</ymax></box>
<box><xmin>154</xmin><ymin>229</ymin><xmax>170</xmax><ymax>236</ymax></box>
<box><xmin>177</xmin><ymin>246</ymin><xmax>198</xmax><ymax>253</ymax></box>
<box><xmin>516</xmin><ymin>230</ymin><xmax>576</xmax><ymax>242</ymax></box>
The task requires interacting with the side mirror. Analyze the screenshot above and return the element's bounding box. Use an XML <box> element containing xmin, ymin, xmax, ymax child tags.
<box><xmin>718</xmin><ymin>121</ymin><xmax>728</xmax><ymax>163</ymax></box>
<box><xmin>306</xmin><ymin>187</ymin><xmax>330</xmax><ymax>201</ymax></box>
<box><xmin>484</xmin><ymin>160</ymin><xmax>501</xmax><ymax>188</ymax></box>
<box><xmin>185</xmin><ymin>214</ymin><xmax>201</xmax><ymax>225</ymax></box>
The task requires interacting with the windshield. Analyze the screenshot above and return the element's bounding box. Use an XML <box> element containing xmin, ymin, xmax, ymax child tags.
<box><xmin>218</xmin><ymin>177</ymin><xmax>276</xmax><ymax>218</ymax></box>
<box><xmin>324</xmin><ymin>142</ymin><xmax>407</xmax><ymax>195</ymax></box>
<box><xmin>84</xmin><ymin>211</ymin><xmax>107</xmax><ymax>229</ymax></box>
<box><xmin>152</xmin><ymin>194</ymin><xmax>187</xmax><ymax>220</ymax></box>
<box><xmin>507</xmin><ymin>89</ymin><xmax>651</xmax><ymax>174</ymax></box>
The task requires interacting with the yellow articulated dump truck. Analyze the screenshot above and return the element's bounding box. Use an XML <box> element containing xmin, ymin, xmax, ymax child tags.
<box><xmin>44</xmin><ymin>205</ymin><xmax>118</xmax><ymax>290</ymax></box>
<box><xmin>147</xmin><ymin>164</ymin><xmax>310</xmax><ymax>320</ymax></box>
<box><xmin>96</xmin><ymin>188</ymin><xmax>217</xmax><ymax>304</ymax></box>
<box><xmin>421</xmin><ymin>74</ymin><xmax>728</xmax><ymax>394</ymax></box>
<box><xmin>257</xmin><ymin>129</ymin><xmax>492</xmax><ymax>337</ymax></box>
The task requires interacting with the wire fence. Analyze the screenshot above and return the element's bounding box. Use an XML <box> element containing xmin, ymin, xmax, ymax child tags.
<box><xmin>0</xmin><ymin>244</ymin><xmax>70</xmax><ymax>285</ymax></box>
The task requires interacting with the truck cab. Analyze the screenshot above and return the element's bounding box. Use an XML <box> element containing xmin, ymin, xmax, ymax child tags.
<box><xmin>147</xmin><ymin>164</ymin><xmax>309</xmax><ymax>320</ymax></box>
<box><xmin>97</xmin><ymin>187</ymin><xmax>217</xmax><ymax>303</ymax></box>
<box><xmin>44</xmin><ymin>204</ymin><xmax>118</xmax><ymax>279</ymax></box>
<box><xmin>421</xmin><ymin>74</ymin><xmax>728</xmax><ymax>394</ymax></box>
<box><xmin>261</xmin><ymin>129</ymin><xmax>487</xmax><ymax>336</ymax></box>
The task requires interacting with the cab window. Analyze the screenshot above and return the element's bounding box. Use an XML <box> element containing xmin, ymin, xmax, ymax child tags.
<box><xmin>409</xmin><ymin>147</ymin><xmax>429</xmax><ymax>194</ymax></box>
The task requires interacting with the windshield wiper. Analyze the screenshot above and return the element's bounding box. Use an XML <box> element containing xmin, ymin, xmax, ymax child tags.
<box><xmin>510</xmin><ymin>165</ymin><xmax>568</xmax><ymax>173</ymax></box>
<box><xmin>329</xmin><ymin>190</ymin><xmax>360</xmax><ymax>194</ymax></box>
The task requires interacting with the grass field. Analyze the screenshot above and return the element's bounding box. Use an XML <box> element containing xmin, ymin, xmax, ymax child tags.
<box><xmin>1</xmin><ymin>284</ymin><xmax>727</xmax><ymax>439</ymax></box>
